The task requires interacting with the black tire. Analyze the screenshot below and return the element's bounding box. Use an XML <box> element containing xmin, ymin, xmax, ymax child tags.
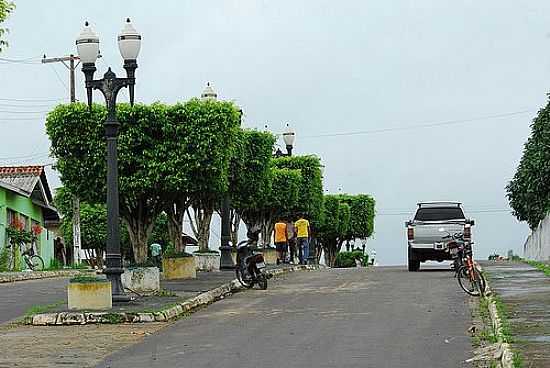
<box><xmin>257</xmin><ymin>273</ymin><xmax>268</xmax><ymax>290</ymax></box>
<box><xmin>408</xmin><ymin>249</ymin><xmax>420</xmax><ymax>271</ymax></box>
<box><xmin>457</xmin><ymin>266</ymin><xmax>483</xmax><ymax>296</ymax></box>
<box><xmin>236</xmin><ymin>267</ymin><xmax>253</xmax><ymax>288</ymax></box>
<box><xmin>29</xmin><ymin>255</ymin><xmax>44</xmax><ymax>271</ymax></box>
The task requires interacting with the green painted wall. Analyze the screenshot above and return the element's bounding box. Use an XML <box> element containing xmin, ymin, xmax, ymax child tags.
<box><xmin>0</xmin><ymin>187</ymin><xmax>55</xmax><ymax>268</ymax></box>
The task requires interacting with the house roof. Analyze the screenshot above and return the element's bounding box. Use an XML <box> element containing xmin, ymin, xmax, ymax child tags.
<box><xmin>0</xmin><ymin>166</ymin><xmax>58</xmax><ymax>222</ymax></box>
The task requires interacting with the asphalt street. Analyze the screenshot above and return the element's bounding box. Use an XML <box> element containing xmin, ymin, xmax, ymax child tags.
<box><xmin>97</xmin><ymin>266</ymin><xmax>473</xmax><ymax>368</ymax></box>
<box><xmin>0</xmin><ymin>277</ymin><xmax>68</xmax><ymax>323</ymax></box>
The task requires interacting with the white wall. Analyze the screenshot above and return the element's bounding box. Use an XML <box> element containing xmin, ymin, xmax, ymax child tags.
<box><xmin>524</xmin><ymin>215</ymin><xmax>550</xmax><ymax>262</ymax></box>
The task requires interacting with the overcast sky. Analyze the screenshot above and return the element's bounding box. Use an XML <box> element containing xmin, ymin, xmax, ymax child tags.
<box><xmin>2</xmin><ymin>0</ymin><xmax>547</xmax><ymax>264</ymax></box>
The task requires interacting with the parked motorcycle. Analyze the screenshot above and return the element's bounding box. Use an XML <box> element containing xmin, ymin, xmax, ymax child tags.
<box><xmin>235</xmin><ymin>230</ymin><xmax>270</xmax><ymax>290</ymax></box>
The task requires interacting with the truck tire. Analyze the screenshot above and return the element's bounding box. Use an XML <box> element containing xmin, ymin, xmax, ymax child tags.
<box><xmin>408</xmin><ymin>249</ymin><xmax>420</xmax><ymax>272</ymax></box>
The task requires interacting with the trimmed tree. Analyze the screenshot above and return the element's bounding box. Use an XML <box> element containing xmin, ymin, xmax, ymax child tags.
<box><xmin>507</xmin><ymin>102</ymin><xmax>550</xmax><ymax>229</ymax></box>
<box><xmin>260</xmin><ymin>167</ymin><xmax>302</xmax><ymax>247</ymax></box>
<box><xmin>272</xmin><ymin>155</ymin><xmax>324</xmax><ymax>227</ymax></box>
<box><xmin>0</xmin><ymin>0</ymin><xmax>15</xmax><ymax>52</ymax></box>
<box><xmin>317</xmin><ymin>195</ymin><xmax>351</xmax><ymax>266</ymax></box>
<box><xmin>46</xmin><ymin>103</ymin><xmax>168</xmax><ymax>263</ymax></box>
<box><xmin>230</xmin><ymin>129</ymin><xmax>277</xmax><ymax>239</ymax></box>
<box><xmin>166</xmin><ymin>99</ymin><xmax>241</xmax><ymax>252</ymax></box>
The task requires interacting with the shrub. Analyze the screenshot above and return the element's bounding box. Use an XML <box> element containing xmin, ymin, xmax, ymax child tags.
<box><xmin>70</xmin><ymin>275</ymin><xmax>108</xmax><ymax>283</ymax></box>
<box><xmin>334</xmin><ymin>251</ymin><xmax>367</xmax><ymax>268</ymax></box>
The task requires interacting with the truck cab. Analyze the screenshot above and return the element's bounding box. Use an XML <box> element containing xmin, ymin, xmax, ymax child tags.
<box><xmin>405</xmin><ymin>202</ymin><xmax>474</xmax><ymax>271</ymax></box>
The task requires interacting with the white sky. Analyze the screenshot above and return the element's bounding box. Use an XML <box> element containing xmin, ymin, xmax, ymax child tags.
<box><xmin>2</xmin><ymin>0</ymin><xmax>544</xmax><ymax>264</ymax></box>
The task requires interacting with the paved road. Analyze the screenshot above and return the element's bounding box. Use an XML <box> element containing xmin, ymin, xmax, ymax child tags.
<box><xmin>0</xmin><ymin>278</ymin><xmax>68</xmax><ymax>323</ymax></box>
<box><xmin>98</xmin><ymin>266</ymin><xmax>473</xmax><ymax>368</ymax></box>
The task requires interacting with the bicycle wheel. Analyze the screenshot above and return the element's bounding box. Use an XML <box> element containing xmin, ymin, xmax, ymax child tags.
<box><xmin>457</xmin><ymin>265</ymin><xmax>481</xmax><ymax>296</ymax></box>
<box><xmin>29</xmin><ymin>255</ymin><xmax>44</xmax><ymax>271</ymax></box>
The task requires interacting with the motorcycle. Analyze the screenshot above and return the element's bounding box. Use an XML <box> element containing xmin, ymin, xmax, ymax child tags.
<box><xmin>235</xmin><ymin>230</ymin><xmax>270</xmax><ymax>290</ymax></box>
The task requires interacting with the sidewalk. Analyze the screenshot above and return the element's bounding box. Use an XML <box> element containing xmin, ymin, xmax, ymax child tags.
<box><xmin>481</xmin><ymin>261</ymin><xmax>550</xmax><ymax>367</ymax></box>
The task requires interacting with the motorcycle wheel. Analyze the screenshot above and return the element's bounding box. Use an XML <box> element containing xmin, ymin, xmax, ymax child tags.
<box><xmin>236</xmin><ymin>267</ymin><xmax>254</xmax><ymax>289</ymax></box>
<box><xmin>257</xmin><ymin>273</ymin><xmax>268</xmax><ymax>290</ymax></box>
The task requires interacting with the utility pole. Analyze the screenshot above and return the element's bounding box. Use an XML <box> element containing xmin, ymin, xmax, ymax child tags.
<box><xmin>42</xmin><ymin>54</ymin><xmax>81</xmax><ymax>265</ymax></box>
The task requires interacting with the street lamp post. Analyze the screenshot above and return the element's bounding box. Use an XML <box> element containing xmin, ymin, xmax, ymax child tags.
<box><xmin>200</xmin><ymin>83</ymin><xmax>236</xmax><ymax>270</ymax></box>
<box><xmin>76</xmin><ymin>19</ymin><xmax>142</xmax><ymax>302</ymax></box>
<box><xmin>275</xmin><ymin>123</ymin><xmax>296</xmax><ymax>157</ymax></box>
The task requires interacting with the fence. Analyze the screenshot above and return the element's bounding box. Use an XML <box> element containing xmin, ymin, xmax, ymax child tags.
<box><xmin>524</xmin><ymin>214</ymin><xmax>550</xmax><ymax>261</ymax></box>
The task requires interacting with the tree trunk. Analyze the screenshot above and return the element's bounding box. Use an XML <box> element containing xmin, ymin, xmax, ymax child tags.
<box><xmin>261</xmin><ymin>218</ymin><xmax>274</xmax><ymax>248</ymax></box>
<box><xmin>124</xmin><ymin>217</ymin><xmax>155</xmax><ymax>265</ymax></box>
<box><xmin>187</xmin><ymin>206</ymin><xmax>214</xmax><ymax>252</ymax></box>
<box><xmin>167</xmin><ymin>198</ymin><xmax>188</xmax><ymax>253</ymax></box>
<box><xmin>230</xmin><ymin>209</ymin><xmax>240</xmax><ymax>247</ymax></box>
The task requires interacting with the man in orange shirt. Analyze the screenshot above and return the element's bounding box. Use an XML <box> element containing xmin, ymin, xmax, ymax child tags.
<box><xmin>274</xmin><ymin>219</ymin><xmax>288</xmax><ymax>265</ymax></box>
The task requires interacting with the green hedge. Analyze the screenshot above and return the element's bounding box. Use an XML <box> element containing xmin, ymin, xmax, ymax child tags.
<box><xmin>334</xmin><ymin>251</ymin><xmax>368</xmax><ymax>268</ymax></box>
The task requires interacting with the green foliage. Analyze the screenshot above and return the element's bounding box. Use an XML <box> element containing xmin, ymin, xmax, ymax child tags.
<box><xmin>525</xmin><ymin>259</ymin><xmax>550</xmax><ymax>277</ymax></box>
<box><xmin>272</xmin><ymin>155</ymin><xmax>324</xmax><ymax>226</ymax></box>
<box><xmin>148</xmin><ymin>212</ymin><xmax>171</xmax><ymax>246</ymax></box>
<box><xmin>0</xmin><ymin>0</ymin><xmax>15</xmax><ymax>52</ymax></box>
<box><xmin>69</xmin><ymin>275</ymin><xmax>108</xmax><ymax>283</ymax></box>
<box><xmin>334</xmin><ymin>194</ymin><xmax>376</xmax><ymax>240</ymax></box>
<box><xmin>163</xmin><ymin>244</ymin><xmax>193</xmax><ymax>258</ymax></box>
<box><xmin>45</xmin><ymin>258</ymin><xmax>64</xmax><ymax>271</ymax></box>
<box><xmin>507</xmin><ymin>102</ymin><xmax>550</xmax><ymax>228</ymax></box>
<box><xmin>166</xmin><ymin>99</ymin><xmax>241</xmax><ymax>208</ymax></box>
<box><xmin>0</xmin><ymin>248</ymin><xmax>9</xmax><ymax>272</ymax></box>
<box><xmin>266</xmin><ymin>167</ymin><xmax>302</xmax><ymax>219</ymax></box>
<box><xmin>334</xmin><ymin>250</ymin><xmax>367</xmax><ymax>268</ymax></box>
<box><xmin>231</xmin><ymin>129</ymin><xmax>277</xmax><ymax>222</ymax></box>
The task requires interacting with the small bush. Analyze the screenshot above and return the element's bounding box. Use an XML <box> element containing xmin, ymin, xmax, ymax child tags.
<box><xmin>70</xmin><ymin>275</ymin><xmax>108</xmax><ymax>283</ymax></box>
<box><xmin>45</xmin><ymin>259</ymin><xmax>64</xmax><ymax>271</ymax></box>
<box><xmin>163</xmin><ymin>244</ymin><xmax>193</xmax><ymax>259</ymax></box>
<box><xmin>335</xmin><ymin>250</ymin><xmax>368</xmax><ymax>268</ymax></box>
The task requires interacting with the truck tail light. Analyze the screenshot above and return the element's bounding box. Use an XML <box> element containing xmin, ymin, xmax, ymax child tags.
<box><xmin>464</xmin><ymin>226</ymin><xmax>471</xmax><ymax>240</ymax></box>
<box><xmin>407</xmin><ymin>227</ymin><xmax>414</xmax><ymax>240</ymax></box>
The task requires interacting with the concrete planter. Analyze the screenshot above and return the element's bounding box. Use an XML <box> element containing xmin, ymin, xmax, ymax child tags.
<box><xmin>193</xmin><ymin>252</ymin><xmax>220</xmax><ymax>272</ymax></box>
<box><xmin>68</xmin><ymin>280</ymin><xmax>112</xmax><ymax>310</ymax></box>
<box><xmin>262</xmin><ymin>247</ymin><xmax>278</xmax><ymax>265</ymax></box>
<box><xmin>162</xmin><ymin>256</ymin><xmax>196</xmax><ymax>280</ymax></box>
<box><xmin>121</xmin><ymin>267</ymin><xmax>160</xmax><ymax>293</ymax></box>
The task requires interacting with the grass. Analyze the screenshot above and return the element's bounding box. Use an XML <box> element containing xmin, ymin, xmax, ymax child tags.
<box><xmin>24</xmin><ymin>300</ymin><xmax>64</xmax><ymax>317</ymax></box>
<box><xmin>524</xmin><ymin>259</ymin><xmax>550</xmax><ymax>277</ymax></box>
<box><xmin>69</xmin><ymin>275</ymin><xmax>108</xmax><ymax>283</ymax></box>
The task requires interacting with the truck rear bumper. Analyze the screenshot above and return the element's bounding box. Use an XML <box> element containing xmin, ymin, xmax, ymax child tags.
<box><xmin>408</xmin><ymin>246</ymin><xmax>452</xmax><ymax>262</ymax></box>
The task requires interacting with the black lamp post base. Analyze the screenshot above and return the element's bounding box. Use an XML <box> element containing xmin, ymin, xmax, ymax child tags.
<box><xmin>104</xmin><ymin>267</ymin><xmax>131</xmax><ymax>303</ymax></box>
<box><xmin>219</xmin><ymin>245</ymin><xmax>235</xmax><ymax>270</ymax></box>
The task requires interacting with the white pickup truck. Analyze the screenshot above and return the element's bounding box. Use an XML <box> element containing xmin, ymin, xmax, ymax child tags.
<box><xmin>405</xmin><ymin>202</ymin><xmax>475</xmax><ymax>271</ymax></box>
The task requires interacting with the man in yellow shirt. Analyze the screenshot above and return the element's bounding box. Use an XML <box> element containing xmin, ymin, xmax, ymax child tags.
<box><xmin>274</xmin><ymin>220</ymin><xmax>288</xmax><ymax>265</ymax></box>
<box><xmin>295</xmin><ymin>215</ymin><xmax>311</xmax><ymax>264</ymax></box>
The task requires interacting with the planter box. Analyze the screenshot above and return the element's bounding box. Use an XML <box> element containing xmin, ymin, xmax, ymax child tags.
<box><xmin>262</xmin><ymin>247</ymin><xmax>278</xmax><ymax>265</ymax></box>
<box><xmin>121</xmin><ymin>267</ymin><xmax>160</xmax><ymax>293</ymax></box>
<box><xmin>193</xmin><ymin>252</ymin><xmax>220</xmax><ymax>272</ymax></box>
<box><xmin>68</xmin><ymin>281</ymin><xmax>112</xmax><ymax>310</ymax></box>
<box><xmin>162</xmin><ymin>257</ymin><xmax>196</xmax><ymax>280</ymax></box>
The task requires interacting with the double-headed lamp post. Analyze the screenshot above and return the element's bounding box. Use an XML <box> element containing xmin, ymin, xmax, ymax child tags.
<box><xmin>76</xmin><ymin>19</ymin><xmax>142</xmax><ymax>302</ymax></box>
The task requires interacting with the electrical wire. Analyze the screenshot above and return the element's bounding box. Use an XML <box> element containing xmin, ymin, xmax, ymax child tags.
<box><xmin>0</xmin><ymin>97</ymin><xmax>62</xmax><ymax>102</ymax></box>
<box><xmin>299</xmin><ymin>110</ymin><xmax>535</xmax><ymax>139</ymax></box>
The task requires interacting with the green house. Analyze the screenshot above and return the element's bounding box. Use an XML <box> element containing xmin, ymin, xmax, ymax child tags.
<box><xmin>0</xmin><ymin>166</ymin><xmax>60</xmax><ymax>269</ymax></box>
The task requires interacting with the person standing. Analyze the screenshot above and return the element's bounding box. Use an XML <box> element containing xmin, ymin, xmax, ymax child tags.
<box><xmin>274</xmin><ymin>220</ymin><xmax>288</xmax><ymax>265</ymax></box>
<box><xmin>149</xmin><ymin>242</ymin><xmax>162</xmax><ymax>270</ymax></box>
<box><xmin>295</xmin><ymin>215</ymin><xmax>311</xmax><ymax>265</ymax></box>
<box><xmin>287</xmin><ymin>220</ymin><xmax>297</xmax><ymax>264</ymax></box>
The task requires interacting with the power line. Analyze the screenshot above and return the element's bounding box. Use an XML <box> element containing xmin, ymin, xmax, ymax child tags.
<box><xmin>301</xmin><ymin>110</ymin><xmax>535</xmax><ymax>139</ymax></box>
<box><xmin>0</xmin><ymin>97</ymin><xmax>62</xmax><ymax>102</ymax></box>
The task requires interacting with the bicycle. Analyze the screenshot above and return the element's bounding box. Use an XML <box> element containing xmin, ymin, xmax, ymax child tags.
<box><xmin>8</xmin><ymin>239</ymin><xmax>45</xmax><ymax>271</ymax></box>
<box><xmin>441</xmin><ymin>230</ymin><xmax>486</xmax><ymax>297</ymax></box>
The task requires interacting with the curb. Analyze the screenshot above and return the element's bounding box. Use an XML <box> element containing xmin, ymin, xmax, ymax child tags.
<box><xmin>0</xmin><ymin>270</ymin><xmax>89</xmax><ymax>284</ymax></box>
<box><xmin>480</xmin><ymin>268</ymin><xmax>514</xmax><ymax>368</ymax></box>
<box><xmin>26</xmin><ymin>264</ymin><xmax>320</xmax><ymax>326</ymax></box>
